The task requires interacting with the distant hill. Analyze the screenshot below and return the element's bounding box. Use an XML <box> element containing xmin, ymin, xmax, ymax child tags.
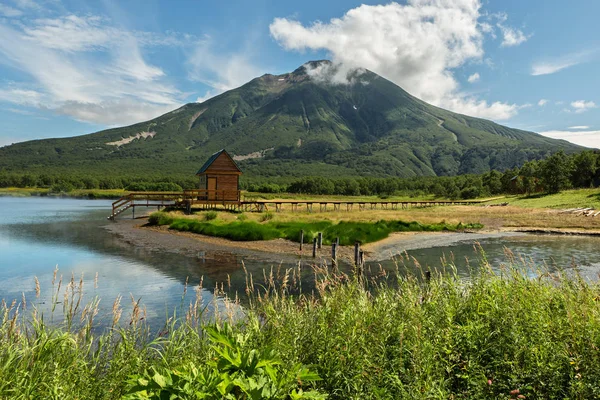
<box><xmin>0</xmin><ymin>60</ymin><xmax>582</xmax><ymax>180</ymax></box>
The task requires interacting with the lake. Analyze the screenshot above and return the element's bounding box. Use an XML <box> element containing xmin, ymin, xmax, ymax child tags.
<box><xmin>2</xmin><ymin>197</ymin><xmax>600</xmax><ymax>328</ymax></box>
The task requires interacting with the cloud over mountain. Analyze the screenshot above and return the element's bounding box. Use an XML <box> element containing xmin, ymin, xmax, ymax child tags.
<box><xmin>270</xmin><ymin>0</ymin><xmax>524</xmax><ymax>121</ymax></box>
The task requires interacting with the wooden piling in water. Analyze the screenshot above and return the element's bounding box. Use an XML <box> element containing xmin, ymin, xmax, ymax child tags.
<box><xmin>300</xmin><ymin>230</ymin><xmax>304</xmax><ymax>251</ymax></box>
<box><xmin>317</xmin><ymin>232</ymin><xmax>323</xmax><ymax>249</ymax></box>
<box><xmin>354</xmin><ymin>241</ymin><xmax>360</xmax><ymax>266</ymax></box>
<box><xmin>312</xmin><ymin>238</ymin><xmax>317</xmax><ymax>258</ymax></box>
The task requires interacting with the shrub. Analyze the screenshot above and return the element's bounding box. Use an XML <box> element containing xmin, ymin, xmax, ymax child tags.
<box><xmin>259</xmin><ymin>212</ymin><xmax>274</xmax><ymax>222</ymax></box>
<box><xmin>204</xmin><ymin>211</ymin><xmax>218</xmax><ymax>221</ymax></box>
<box><xmin>50</xmin><ymin>180</ymin><xmax>75</xmax><ymax>193</ymax></box>
<box><xmin>147</xmin><ymin>212</ymin><xmax>174</xmax><ymax>226</ymax></box>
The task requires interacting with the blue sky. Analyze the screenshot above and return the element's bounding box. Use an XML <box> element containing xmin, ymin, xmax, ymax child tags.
<box><xmin>0</xmin><ymin>0</ymin><xmax>598</xmax><ymax>148</ymax></box>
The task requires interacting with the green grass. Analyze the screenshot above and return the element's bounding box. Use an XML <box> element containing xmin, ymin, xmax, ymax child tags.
<box><xmin>492</xmin><ymin>188</ymin><xmax>600</xmax><ymax>209</ymax></box>
<box><xmin>3</xmin><ymin>255</ymin><xmax>600</xmax><ymax>398</ymax></box>
<box><xmin>149</xmin><ymin>212</ymin><xmax>483</xmax><ymax>245</ymax></box>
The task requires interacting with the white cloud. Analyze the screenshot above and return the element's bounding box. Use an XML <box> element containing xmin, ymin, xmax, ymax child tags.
<box><xmin>0</xmin><ymin>15</ymin><xmax>183</xmax><ymax>126</ymax></box>
<box><xmin>196</xmin><ymin>90</ymin><xmax>218</xmax><ymax>104</ymax></box>
<box><xmin>539</xmin><ymin>130</ymin><xmax>600</xmax><ymax>149</ymax></box>
<box><xmin>531</xmin><ymin>51</ymin><xmax>593</xmax><ymax>76</ymax></box>
<box><xmin>0</xmin><ymin>88</ymin><xmax>44</xmax><ymax>105</ymax></box>
<box><xmin>0</xmin><ymin>3</ymin><xmax>23</xmax><ymax>17</ymax></box>
<box><xmin>568</xmin><ymin>126</ymin><xmax>590</xmax><ymax>130</ymax></box>
<box><xmin>55</xmin><ymin>99</ymin><xmax>178</xmax><ymax>126</ymax></box>
<box><xmin>532</xmin><ymin>60</ymin><xmax>580</xmax><ymax>76</ymax></box>
<box><xmin>6</xmin><ymin>107</ymin><xmax>36</xmax><ymax>115</ymax></box>
<box><xmin>22</xmin><ymin>15</ymin><xmax>119</xmax><ymax>52</ymax></box>
<box><xmin>538</xmin><ymin>99</ymin><xmax>548</xmax><ymax>106</ymax></box>
<box><xmin>187</xmin><ymin>39</ymin><xmax>261</xmax><ymax>95</ymax></box>
<box><xmin>498</xmin><ymin>24</ymin><xmax>529</xmax><ymax>47</ymax></box>
<box><xmin>467</xmin><ymin>72</ymin><xmax>480</xmax><ymax>83</ymax></box>
<box><xmin>270</xmin><ymin>1</ymin><xmax>522</xmax><ymax>121</ymax></box>
<box><xmin>13</xmin><ymin>0</ymin><xmax>42</xmax><ymax>10</ymax></box>
<box><xmin>571</xmin><ymin>100</ymin><xmax>597</xmax><ymax>114</ymax></box>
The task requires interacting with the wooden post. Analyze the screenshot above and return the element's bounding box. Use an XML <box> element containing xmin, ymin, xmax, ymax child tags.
<box><xmin>359</xmin><ymin>250</ymin><xmax>364</xmax><ymax>267</ymax></box>
<box><xmin>132</xmin><ymin>205</ymin><xmax>135</xmax><ymax>219</ymax></box>
<box><xmin>317</xmin><ymin>232</ymin><xmax>323</xmax><ymax>249</ymax></box>
<box><xmin>425</xmin><ymin>270</ymin><xmax>431</xmax><ymax>283</ymax></box>
<box><xmin>336</xmin><ymin>237</ymin><xmax>340</xmax><ymax>246</ymax></box>
<box><xmin>332</xmin><ymin>242</ymin><xmax>337</xmax><ymax>268</ymax></box>
<box><xmin>354</xmin><ymin>241</ymin><xmax>360</xmax><ymax>266</ymax></box>
<box><xmin>312</xmin><ymin>238</ymin><xmax>317</xmax><ymax>258</ymax></box>
<box><xmin>300</xmin><ymin>230</ymin><xmax>304</xmax><ymax>251</ymax></box>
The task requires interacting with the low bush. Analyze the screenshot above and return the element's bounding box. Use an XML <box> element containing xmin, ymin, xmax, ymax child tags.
<box><xmin>259</xmin><ymin>211</ymin><xmax>274</xmax><ymax>222</ymax></box>
<box><xmin>204</xmin><ymin>211</ymin><xmax>218</xmax><ymax>221</ymax></box>
<box><xmin>147</xmin><ymin>212</ymin><xmax>174</xmax><ymax>226</ymax></box>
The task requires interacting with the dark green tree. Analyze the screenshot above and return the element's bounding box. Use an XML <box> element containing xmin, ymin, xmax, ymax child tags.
<box><xmin>520</xmin><ymin>161</ymin><xmax>539</xmax><ymax>196</ymax></box>
<box><xmin>539</xmin><ymin>150</ymin><xmax>573</xmax><ymax>193</ymax></box>
<box><xmin>571</xmin><ymin>151</ymin><xmax>597</xmax><ymax>188</ymax></box>
<box><xmin>482</xmin><ymin>170</ymin><xmax>503</xmax><ymax>195</ymax></box>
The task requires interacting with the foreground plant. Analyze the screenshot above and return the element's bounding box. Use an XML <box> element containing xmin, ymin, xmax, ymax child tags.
<box><xmin>124</xmin><ymin>323</ymin><xmax>325</xmax><ymax>399</ymax></box>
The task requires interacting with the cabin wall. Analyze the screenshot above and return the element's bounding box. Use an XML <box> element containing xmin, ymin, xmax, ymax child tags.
<box><xmin>201</xmin><ymin>174</ymin><xmax>239</xmax><ymax>200</ymax></box>
<box><xmin>215</xmin><ymin>175</ymin><xmax>239</xmax><ymax>191</ymax></box>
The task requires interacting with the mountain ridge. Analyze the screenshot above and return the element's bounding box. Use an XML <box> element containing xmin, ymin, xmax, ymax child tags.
<box><xmin>0</xmin><ymin>61</ymin><xmax>582</xmax><ymax>180</ymax></box>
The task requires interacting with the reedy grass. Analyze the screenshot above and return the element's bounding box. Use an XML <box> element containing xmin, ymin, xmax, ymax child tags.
<box><xmin>2</xmin><ymin>251</ymin><xmax>600</xmax><ymax>398</ymax></box>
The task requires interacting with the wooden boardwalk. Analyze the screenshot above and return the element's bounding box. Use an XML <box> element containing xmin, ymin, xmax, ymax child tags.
<box><xmin>109</xmin><ymin>190</ymin><xmax>486</xmax><ymax>219</ymax></box>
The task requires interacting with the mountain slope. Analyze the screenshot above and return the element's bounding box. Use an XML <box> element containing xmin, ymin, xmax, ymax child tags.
<box><xmin>0</xmin><ymin>61</ymin><xmax>581</xmax><ymax>180</ymax></box>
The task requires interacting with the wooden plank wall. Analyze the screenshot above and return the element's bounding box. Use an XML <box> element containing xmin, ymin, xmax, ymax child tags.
<box><xmin>204</xmin><ymin>153</ymin><xmax>240</xmax><ymax>174</ymax></box>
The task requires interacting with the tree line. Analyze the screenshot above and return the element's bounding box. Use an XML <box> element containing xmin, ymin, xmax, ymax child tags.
<box><xmin>247</xmin><ymin>150</ymin><xmax>600</xmax><ymax>198</ymax></box>
<box><xmin>1</xmin><ymin>150</ymin><xmax>598</xmax><ymax>199</ymax></box>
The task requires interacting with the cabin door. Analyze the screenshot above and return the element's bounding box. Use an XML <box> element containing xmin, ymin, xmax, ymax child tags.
<box><xmin>207</xmin><ymin>177</ymin><xmax>217</xmax><ymax>200</ymax></box>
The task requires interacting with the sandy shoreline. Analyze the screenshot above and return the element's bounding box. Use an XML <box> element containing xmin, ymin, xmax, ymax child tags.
<box><xmin>101</xmin><ymin>217</ymin><xmax>600</xmax><ymax>264</ymax></box>
<box><xmin>103</xmin><ymin>218</ymin><xmax>358</xmax><ymax>265</ymax></box>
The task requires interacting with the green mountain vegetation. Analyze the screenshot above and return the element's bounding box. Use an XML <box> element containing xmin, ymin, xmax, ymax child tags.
<box><xmin>0</xmin><ymin>60</ymin><xmax>581</xmax><ymax>182</ymax></box>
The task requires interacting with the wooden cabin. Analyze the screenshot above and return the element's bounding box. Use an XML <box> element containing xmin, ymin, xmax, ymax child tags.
<box><xmin>196</xmin><ymin>149</ymin><xmax>242</xmax><ymax>202</ymax></box>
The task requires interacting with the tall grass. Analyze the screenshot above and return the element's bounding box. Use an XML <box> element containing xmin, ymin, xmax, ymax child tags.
<box><xmin>148</xmin><ymin>212</ymin><xmax>483</xmax><ymax>245</ymax></box>
<box><xmin>2</xmin><ymin>252</ymin><xmax>600</xmax><ymax>398</ymax></box>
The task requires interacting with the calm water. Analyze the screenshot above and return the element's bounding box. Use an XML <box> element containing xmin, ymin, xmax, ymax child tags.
<box><xmin>0</xmin><ymin>197</ymin><xmax>252</xmax><ymax>328</ymax></box>
<box><xmin>2</xmin><ymin>197</ymin><xmax>600</xmax><ymax>328</ymax></box>
<box><xmin>396</xmin><ymin>234</ymin><xmax>600</xmax><ymax>280</ymax></box>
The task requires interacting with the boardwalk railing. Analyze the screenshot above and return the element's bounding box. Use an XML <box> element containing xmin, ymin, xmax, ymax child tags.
<box><xmin>109</xmin><ymin>192</ymin><xmax>186</xmax><ymax>220</ymax></box>
<box><xmin>240</xmin><ymin>199</ymin><xmax>483</xmax><ymax>212</ymax></box>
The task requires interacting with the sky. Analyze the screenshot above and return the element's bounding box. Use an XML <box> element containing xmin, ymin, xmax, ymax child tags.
<box><xmin>0</xmin><ymin>0</ymin><xmax>599</xmax><ymax>149</ymax></box>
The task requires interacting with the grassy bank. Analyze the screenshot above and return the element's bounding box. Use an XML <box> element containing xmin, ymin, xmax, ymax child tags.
<box><xmin>494</xmin><ymin>188</ymin><xmax>600</xmax><ymax>209</ymax></box>
<box><xmin>0</xmin><ymin>187</ymin><xmax>127</xmax><ymax>199</ymax></box>
<box><xmin>148</xmin><ymin>211</ymin><xmax>482</xmax><ymax>245</ymax></box>
<box><xmin>2</xmin><ymin>258</ymin><xmax>600</xmax><ymax>398</ymax></box>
